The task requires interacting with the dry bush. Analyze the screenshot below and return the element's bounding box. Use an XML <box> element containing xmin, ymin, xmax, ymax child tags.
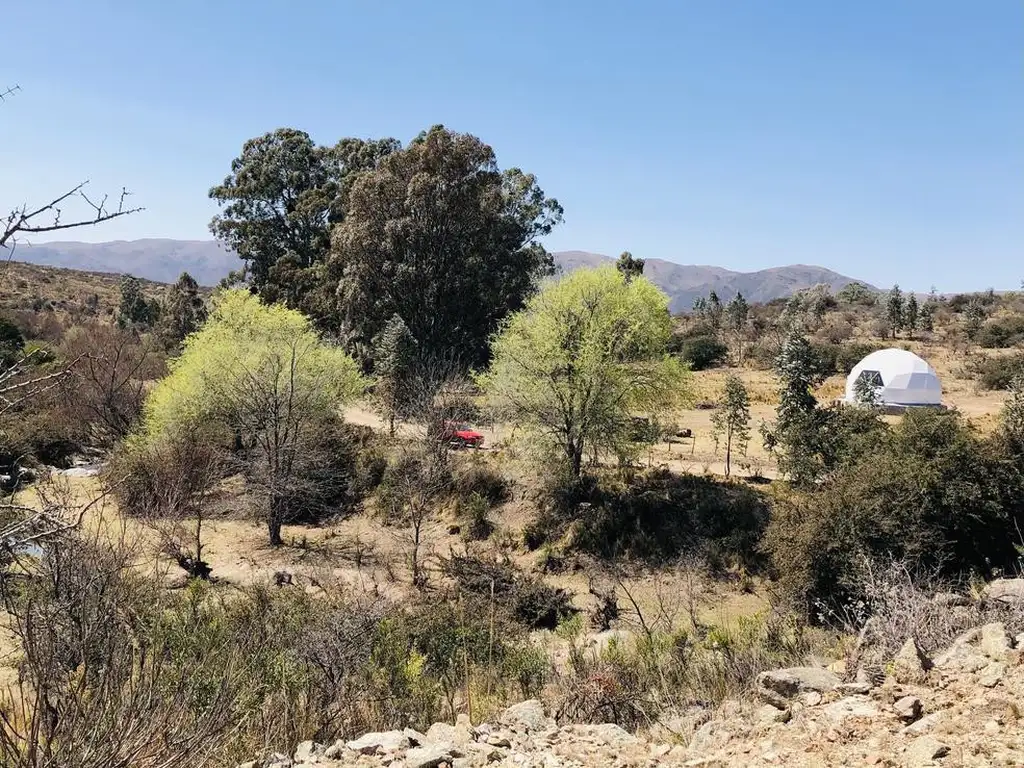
<box><xmin>825</xmin><ymin>558</ymin><xmax>1024</xmax><ymax>666</ymax></box>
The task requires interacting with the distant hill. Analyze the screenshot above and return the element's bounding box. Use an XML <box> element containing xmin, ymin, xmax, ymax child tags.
<box><xmin>553</xmin><ymin>251</ymin><xmax>871</xmax><ymax>313</ymax></box>
<box><xmin>15</xmin><ymin>240</ymin><xmax>870</xmax><ymax>313</ymax></box>
<box><xmin>12</xmin><ymin>239</ymin><xmax>237</xmax><ymax>286</ymax></box>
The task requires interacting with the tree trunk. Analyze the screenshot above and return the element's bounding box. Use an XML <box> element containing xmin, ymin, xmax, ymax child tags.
<box><xmin>568</xmin><ymin>440</ymin><xmax>583</xmax><ymax>478</ymax></box>
<box><xmin>268</xmin><ymin>495</ymin><xmax>284</xmax><ymax>547</ymax></box>
<box><xmin>725</xmin><ymin>424</ymin><xmax>732</xmax><ymax>477</ymax></box>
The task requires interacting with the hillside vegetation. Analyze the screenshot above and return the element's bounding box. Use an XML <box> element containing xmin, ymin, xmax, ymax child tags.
<box><xmin>2</xmin><ymin>123</ymin><xmax>1023</xmax><ymax>768</ymax></box>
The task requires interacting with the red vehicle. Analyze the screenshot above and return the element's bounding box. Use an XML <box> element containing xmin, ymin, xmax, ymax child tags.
<box><xmin>439</xmin><ymin>420</ymin><xmax>485</xmax><ymax>449</ymax></box>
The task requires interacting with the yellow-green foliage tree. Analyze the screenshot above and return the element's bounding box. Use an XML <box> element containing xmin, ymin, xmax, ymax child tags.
<box><xmin>480</xmin><ymin>266</ymin><xmax>687</xmax><ymax>477</ymax></box>
<box><xmin>140</xmin><ymin>289</ymin><xmax>365</xmax><ymax>545</ymax></box>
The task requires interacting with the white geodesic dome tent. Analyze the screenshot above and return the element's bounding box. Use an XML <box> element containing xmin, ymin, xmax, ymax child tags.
<box><xmin>844</xmin><ymin>348</ymin><xmax>942</xmax><ymax>408</ymax></box>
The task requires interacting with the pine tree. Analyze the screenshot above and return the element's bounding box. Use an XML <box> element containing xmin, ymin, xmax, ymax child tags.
<box><xmin>963</xmin><ymin>299</ymin><xmax>985</xmax><ymax>341</ymax></box>
<box><xmin>905</xmin><ymin>293</ymin><xmax>919</xmax><ymax>338</ymax></box>
<box><xmin>160</xmin><ymin>272</ymin><xmax>208</xmax><ymax>348</ymax></box>
<box><xmin>853</xmin><ymin>372</ymin><xmax>881</xmax><ymax>408</ymax></box>
<box><xmin>692</xmin><ymin>296</ymin><xmax>708</xmax><ymax>318</ymax></box>
<box><xmin>615</xmin><ymin>251</ymin><xmax>645</xmax><ymax>282</ymax></box>
<box><xmin>725</xmin><ymin>292</ymin><xmax>749</xmax><ymax>333</ymax></box>
<box><xmin>707</xmin><ymin>290</ymin><xmax>724</xmax><ymax>331</ymax></box>
<box><xmin>766</xmin><ymin>328</ymin><xmax>827</xmax><ymax>485</ymax></box>
<box><xmin>711</xmin><ymin>374</ymin><xmax>750</xmax><ymax>477</ymax></box>
<box><xmin>920</xmin><ymin>287</ymin><xmax>939</xmax><ymax>332</ymax></box>
<box><xmin>373</xmin><ymin>314</ymin><xmax>418</xmax><ymax>436</ymax></box>
<box><xmin>116</xmin><ymin>275</ymin><xmax>157</xmax><ymax>330</ymax></box>
<box><xmin>885</xmin><ymin>284</ymin><xmax>904</xmax><ymax>340</ymax></box>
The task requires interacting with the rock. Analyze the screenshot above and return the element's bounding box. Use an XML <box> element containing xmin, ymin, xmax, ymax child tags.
<box><xmin>802</xmin><ymin>691</ymin><xmax>822</xmax><ymax>706</ymax></box>
<box><xmin>980</xmin><ymin>663</ymin><xmax>1005</xmax><ymax>688</ymax></box>
<box><xmin>404</xmin><ymin>727</ymin><xmax>429</xmax><ymax>746</ymax></box>
<box><xmin>904</xmin><ymin>735</ymin><xmax>950</xmax><ymax>766</ymax></box>
<box><xmin>405</xmin><ymin>744</ymin><xmax>453</xmax><ymax>768</ymax></box>
<box><xmin>892</xmin><ymin>638</ymin><xmax>932</xmax><ymax>684</ymax></box>
<box><xmin>559</xmin><ymin>722</ymin><xmax>639</xmax><ymax>747</ymax></box>
<box><xmin>756</xmin><ymin>704</ymin><xmax>792</xmax><ymax>724</ymax></box>
<box><xmin>823</xmin><ymin>696</ymin><xmax>880</xmax><ymax>724</ymax></box>
<box><xmin>293</xmin><ymin>742</ymin><xmax>322</xmax><ymax>762</ymax></box>
<box><xmin>500</xmin><ymin>699</ymin><xmax>554</xmax><ymax>733</ymax></box>
<box><xmin>985</xmin><ymin>578</ymin><xmax>1024</xmax><ymax>605</ymax></box>
<box><xmin>425</xmin><ymin>721</ymin><xmax>457</xmax><ymax>743</ymax></box>
<box><xmin>485</xmin><ymin>733</ymin><xmax>511</xmax><ymax>748</ymax></box>
<box><xmin>894</xmin><ymin>695</ymin><xmax>923</xmax><ymax>723</ymax></box>
<box><xmin>585</xmin><ymin>629</ymin><xmax>634</xmax><ymax>657</ymax></box>
<box><xmin>931</xmin><ymin>591</ymin><xmax>971</xmax><ymax>607</ymax></box>
<box><xmin>236</xmin><ymin>763</ymin><xmax>257</xmax><ymax>768</ymax></box>
<box><xmin>261</xmin><ymin>755</ymin><xmax>292</xmax><ymax>768</ymax></box>
<box><xmin>902</xmin><ymin>711</ymin><xmax>945</xmax><ymax>735</ymax></box>
<box><xmin>836</xmin><ymin>682</ymin><xmax>873</xmax><ymax>695</ymax></box>
<box><xmin>322</xmin><ymin>741</ymin><xmax>345</xmax><ymax>759</ymax></box>
<box><xmin>345</xmin><ymin>730</ymin><xmax>410</xmax><ymax>754</ymax></box>
<box><xmin>980</xmin><ymin>623</ymin><xmax>1010</xmax><ymax>660</ymax></box>
<box><xmin>756</xmin><ymin>667</ymin><xmax>839</xmax><ymax>708</ymax></box>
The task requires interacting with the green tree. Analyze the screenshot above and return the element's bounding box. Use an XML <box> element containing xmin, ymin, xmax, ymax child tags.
<box><xmin>330</xmin><ymin>125</ymin><xmax>562</xmax><ymax>366</ymax></box>
<box><xmin>209</xmin><ymin>128</ymin><xmax>399</xmax><ymax>314</ymax></box>
<box><xmin>725</xmin><ymin>292</ymin><xmax>749</xmax><ymax>333</ymax></box>
<box><xmin>920</xmin><ymin>287</ymin><xmax>940</xmax><ymax>332</ymax></box>
<box><xmin>706</xmin><ymin>290</ymin><xmax>724</xmax><ymax>332</ymax></box>
<box><xmin>139</xmin><ymin>290</ymin><xmax>365</xmax><ymax>545</ymax></box>
<box><xmin>160</xmin><ymin>272</ymin><xmax>207</xmax><ymax>349</ymax></box>
<box><xmin>116</xmin><ymin>274</ymin><xmax>158</xmax><ymax>329</ymax></box>
<box><xmin>480</xmin><ymin>266</ymin><xmax>687</xmax><ymax>477</ymax></box>
<box><xmin>1002</xmin><ymin>372</ymin><xmax>1024</xmax><ymax>457</ymax></box>
<box><xmin>763</xmin><ymin>329</ymin><xmax>829</xmax><ymax>485</ymax></box>
<box><xmin>885</xmin><ymin>284</ymin><xmax>904</xmax><ymax>340</ymax></box>
<box><xmin>692</xmin><ymin>296</ymin><xmax>708</xmax><ymax>318</ymax></box>
<box><xmin>373</xmin><ymin>314</ymin><xmax>418</xmax><ymax>436</ymax></box>
<box><xmin>837</xmin><ymin>281</ymin><xmax>876</xmax><ymax>306</ymax></box>
<box><xmin>852</xmin><ymin>371</ymin><xmax>881</xmax><ymax>408</ymax></box>
<box><xmin>905</xmin><ymin>293</ymin><xmax>919</xmax><ymax>338</ymax></box>
<box><xmin>711</xmin><ymin>375</ymin><xmax>750</xmax><ymax>477</ymax></box>
<box><xmin>615</xmin><ymin>251</ymin><xmax>645</xmax><ymax>282</ymax></box>
<box><xmin>963</xmin><ymin>299</ymin><xmax>985</xmax><ymax>341</ymax></box>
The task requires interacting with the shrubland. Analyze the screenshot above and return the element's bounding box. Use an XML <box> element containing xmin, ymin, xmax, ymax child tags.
<box><xmin>4</xmin><ymin>117</ymin><xmax>1024</xmax><ymax>765</ymax></box>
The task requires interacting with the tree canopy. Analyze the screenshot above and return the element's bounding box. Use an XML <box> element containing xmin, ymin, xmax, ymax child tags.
<box><xmin>329</xmin><ymin>125</ymin><xmax>563</xmax><ymax>365</ymax></box>
<box><xmin>139</xmin><ymin>290</ymin><xmax>365</xmax><ymax>544</ymax></box>
<box><xmin>480</xmin><ymin>266</ymin><xmax>687</xmax><ymax>477</ymax></box>
<box><xmin>208</xmin><ymin>128</ymin><xmax>400</xmax><ymax>314</ymax></box>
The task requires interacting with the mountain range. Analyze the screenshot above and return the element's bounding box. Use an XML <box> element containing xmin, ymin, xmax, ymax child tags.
<box><xmin>13</xmin><ymin>239</ymin><xmax>867</xmax><ymax>313</ymax></box>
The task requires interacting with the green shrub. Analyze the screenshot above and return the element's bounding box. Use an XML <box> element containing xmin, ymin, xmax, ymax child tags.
<box><xmin>452</xmin><ymin>458</ymin><xmax>511</xmax><ymax>506</ymax></box>
<box><xmin>549</xmin><ymin>469</ymin><xmax>769</xmax><ymax>568</ymax></box>
<box><xmin>765</xmin><ymin>408</ymin><xmax>1024</xmax><ymax>617</ymax></box>
<box><xmin>977</xmin><ymin>316</ymin><xmax>1024</xmax><ymax>349</ymax></box>
<box><xmin>678</xmin><ymin>336</ymin><xmax>729</xmax><ymax>371</ymax></box>
<box><xmin>969</xmin><ymin>353</ymin><xmax>1024</xmax><ymax>391</ymax></box>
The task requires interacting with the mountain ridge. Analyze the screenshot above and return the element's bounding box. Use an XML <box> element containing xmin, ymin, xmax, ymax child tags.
<box><xmin>14</xmin><ymin>240</ymin><xmax>870</xmax><ymax>313</ymax></box>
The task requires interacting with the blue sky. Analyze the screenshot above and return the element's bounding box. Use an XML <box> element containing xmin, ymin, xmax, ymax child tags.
<box><xmin>2</xmin><ymin>0</ymin><xmax>1021</xmax><ymax>291</ymax></box>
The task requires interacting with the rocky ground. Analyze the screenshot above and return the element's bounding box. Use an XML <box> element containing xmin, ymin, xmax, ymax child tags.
<box><xmin>236</xmin><ymin>613</ymin><xmax>1024</xmax><ymax>767</ymax></box>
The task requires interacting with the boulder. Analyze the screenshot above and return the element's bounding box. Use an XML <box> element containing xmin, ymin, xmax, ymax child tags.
<box><xmin>904</xmin><ymin>735</ymin><xmax>950</xmax><ymax>766</ymax></box>
<box><xmin>892</xmin><ymin>638</ymin><xmax>932</xmax><ymax>684</ymax></box>
<box><xmin>893</xmin><ymin>695</ymin><xmax>923</xmax><ymax>723</ymax></box>
<box><xmin>980</xmin><ymin>623</ymin><xmax>1010</xmax><ymax>660</ymax></box>
<box><xmin>345</xmin><ymin>730</ymin><xmax>410</xmax><ymax>755</ymax></box>
<box><xmin>823</xmin><ymin>697</ymin><xmax>880</xmax><ymax>724</ymax></box>
<box><xmin>931</xmin><ymin>591</ymin><xmax>971</xmax><ymax>607</ymax></box>
<box><xmin>985</xmin><ymin>578</ymin><xmax>1024</xmax><ymax>605</ymax></box>
<box><xmin>756</xmin><ymin>667</ymin><xmax>839</xmax><ymax>709</ymax></box>
<box><xmin>405</xmin><ymin>744</ymin><xmax>453</xmax><ymax>768</ymax></box>
<box><xmin>292</xmin><ymin>742</ymin><xmax>322</xmax><ymax>763</ymax></box>
<box><xmin>559</xmin><ymin>723</ymin><xmax>639</xmax><ymax>747</ymax></box>
<box><xmin>500</xmin><ymin>699</ymin><xmax>555</xmax><ymax>733</ymax></box>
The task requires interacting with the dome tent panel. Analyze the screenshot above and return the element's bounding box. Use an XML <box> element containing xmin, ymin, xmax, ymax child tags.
<box><xmin>844</xmin><ymin>348</ymin><xmax>942</xmax><ymax>408</ymax></box>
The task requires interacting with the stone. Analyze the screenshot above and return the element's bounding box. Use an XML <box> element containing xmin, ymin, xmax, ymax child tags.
<box><xmin>345</xmin><ymin>730</ymin><xmax>410</xmax><ymax>755</ymax></box>
<box><xmin>425</xmin><ymin>721</ymin><xmax>457</xmax><ymax>743</ymax></box>
<box><xmin>755</xmin><ymin>667</ymin><xmax>840</xmax><ymax>708</ymax></box>
<box><xmin>405</xmin><ymin>744</ymin><xmax>453</xmax><ymax>768</ymax></box>
<box><xmin>485</xmin><ymin>733</ymin><xmax>511</xmax><ymax>748</ymax></box>
<box><xmin>404</xmin><ymin>727</ymin><xmax>429</xmax><ymax>746</ymax></box>
<box><xmin>559</xmin><ymin>723</ymin><xmax>639</xmax><ymax>747</ymax></box>
<box><xmin>292</xmin><ymin>741</ymin><xmax>323</xmax><ymax>763</ymax></box>
<box><xmin>261</xmin><ymin>755</ymin><xmax>292</xmax><ymax>768</ymax></box>
<box><xmin>500</xmin><ymin>699</ymin><xmax>554</xmax><ymax>733</ymax></box>
<box><xmin>904</xmin><ymin>736</ymin><xmax>950</xmax><ymax>766</ymax></box>
<box><xmin>892</xmin><ymin>638</ymin><xmax>932</xmax><ymax>684</ymax></box>
<box><xmin>823</xmin><ymin>696</ymin><xmax>880</xmax><ymax>723</ymax></box>
<box><xmin>985</xmin><ymin>578</ymin><xmax>1024</xmax><ymax>605</ymax></box>
<box><xmin>980</xmin><ymin>663</ymin><xmax>1005</xmax><ymax>688</ymax></box>
<box><xmin>894</xmin><ymin>695</ymin><xmax>923</xmax><ymax>723</ymax></box>
<box><xmin>756</xmin><ymin>704</ymin><xmax>792</xmax><ymax>725</ymax></box>
<box><xmin>902</xmin><ymin>711</ymin><xmax>945</xmax><ymax>735</ymax></box>
<box><xmin>836</xmin><ymin>682</ymin><xmax>873</xmax><ymax>695</ymax></box>
<box><xmin>802</xmin><ymin>691</ymin><xmax>822</xmax><ymax>706</ymax></box>
<box><xmin>322</xmin><ymin>741</ymin><xmax>345</xmax><ymax>760</ymax></box>
<box><xmin>980</xmin><ymin>623</ymin><xmax>1011</xmax><ymax>660</ymax></box>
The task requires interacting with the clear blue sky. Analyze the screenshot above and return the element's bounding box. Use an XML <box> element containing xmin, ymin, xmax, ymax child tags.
<box><xmin>3</xmin><ymin>0</ymin><xmax>1021</xmax><ymax>291</ymax></box>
